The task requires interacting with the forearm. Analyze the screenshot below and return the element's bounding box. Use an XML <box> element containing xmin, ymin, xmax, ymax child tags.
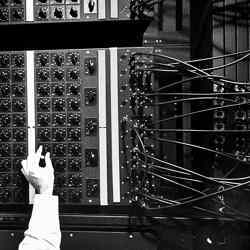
<box><xmin>19</xmin><ymin>195</ymin><xmax>61</xmax><ymax>250</ymax></box>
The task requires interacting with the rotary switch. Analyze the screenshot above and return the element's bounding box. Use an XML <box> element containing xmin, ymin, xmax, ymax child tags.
<box><xmin>0</xmin><ymin>55</ymin><xmax>9</xmax><ymax>67</ymax></box>
<box><xmin>0</xmin><ymin>129</ymin><xmax>11</xmax><ymax>141</ymax></box>
<box><xmin>53</xmin><ymin>128</ymin><xmax>66</xmax><ymax>141</ymax></box>
<box><xmin>14</xmin><ymin>55</ymin><xmax>24</xmax><ymax>67</ymax></box>
<box><xmin>0</xmin><ymin>114</ymin><xmax>11</xmax><ymax>126</ymax></box>
<box><xmin>69</xmin><ymin>143</ymin><xmax>81</xmax><ymax>156</ymax></box>
<box><xmin>54</xmin><ymin>113</ymin><xmax>65</xmax><ymax>125</ymax></box>
<box><xmin>39</xmin><ymin>54</ymin><xmax>49</xmax><ymax>66</ymax></box>
<box><xmin>38</xmin><ymin>114</ymin><xmax>50</xmax><ymax>126</ymax></box>
<box><xmin>68</xmin><ymin>113</ymin><xmax>80</xmax><ymax>126</ymax></box>
<box><xmin>0</xmin><ymin>85</ymin><xmax>10</xmax><ymax>97</ymax></box>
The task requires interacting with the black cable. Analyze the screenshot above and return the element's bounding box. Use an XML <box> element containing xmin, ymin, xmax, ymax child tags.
<box><xmin>138</xmin><ymin>152</ymin><xmax>223</xmax><ymax>185</ymax></box>
<box><xmin>144</xmin><ymin>128</ymin><xmax>250</xmax><ymax>133</ymax></box>
<box><xmin>142</xmin><ymin>168</ymin><xmax>204</xmax><ymax>194</ymax></box>
<box><xmin>142</xmin><ymin>193</ymin><xmax>250</xmax><ymax>222</ymax></box>
<box><xmin>132</xmin><ymin>52</ymin><xmax>209</xmax><ymax>77</ymax></box>
<box><xmin>153</xmin><ymin>101</ymin><xmax>249</xmax><ymax>124</ymax></box>
<box><xmin>154</xmin><ymin>75</ymin><xmax>224</xmax><ymax>92</ymax></box>
<box><xmin>143</xmin><ymin>180</ymin><xmax>250</xmax><ymax>210</ymax></box>
<box><xmin>155</xmin><ymin>137</ymin><xmax>249</xmax><ymax>165</ymax></box>
<box><xmin>146</xmin><ymin>92</ymin><xmax>250</xmax><ymax>96</ymax></box>
<box><xmin>201</xmin><ymin>53</ymin><xmax>250</xmax><ymax>72</ymax></box>
<box><xmin>166</xmin><ymin>49</ymin><xmax>250</xmax><ymax>66</ymax></box>
<box><xmin>153</xmin><ymin>96</ymin><xmax>237</xmax><ymax>106</ymax></box>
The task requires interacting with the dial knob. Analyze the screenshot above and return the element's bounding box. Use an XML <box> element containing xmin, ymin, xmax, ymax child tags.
<box><xmin>69</xmin><ymin>114</ymin><xmax>80</xmax><ymax>126</ymax></box>
<box><xmin>54</xmin><ymin>70</ymin><xmax>64</xmax><ymax>81</ymax></box>
<box><xmin>39</xmin><ymin>129</ymin><xmax>50</xmax><ymax>141</ymax></box>
<box><xmin>38</xmin><ymin>85</ymin><xmax>50</xmax><ymax>96</ymax></box>
<box><xmin>69</xmin><ymin>159</ymin><xmax>81</xmax><ymax>171</ymax></box>
<box><xmin>0</xmin><ymin>71</ymin><xmax>9</xmax><ymax>82</ymax></box>
<box><xmin>38</xmin><ymin>8</ymin><xmax>47</xmax><ymax>19</ymax></box>
<box><xmin>70</xmin><ymin>99</ymin><xmax>80</xmax><ymax>111</ymax></box>
<box><xmin>12</xmin><ymin>9</ymin><xmax>22</xmax><ymax>18</ymax></box>
<box><xmin>88</xmin><ymin>0</ymin><xmax>95</xmax><ymax>12</ymax></box>
<box><xmin>0</xmin><ymin>144</ymin><xmax>10</xmax><ymax>156</ymax></box>
<box><xmin>38</xmin><ymin>99</ymin><xmax>50</xmax><ymax>111</ymax></box>
<box><xmin>0</xmin><ymin>9</ymin><xmax>8</xmax><ymax>21</ymax></box>
<box><xmin>55</xmin><ymin>114</ymin><xmax>65</xmax><ymax>125</ymax></box>
<box><xmin>54</xmin><ymin>144</ymin><xmax>66</xmax><ymax>156</ymax></box>
<box><xmin>0</xmin><ymin>159</ymin><xmax>10</xmax><ymax>171</ymax></box>
<box><xmin>68</xmin><ymin>174</ymin><xmax>82</xmax><ymax>187</ymax></box>
<box><xmin>69</xmin><ymin>128</ymin><xmax>80</xmax><ymax>141</ymax></box>
<box><xmin>70</xmin><ymin>7</ymin><xmax>78</xmax><ymax>17</ymax></box>
<box><xmin>69</xmin><ymin>84</ymin><xmax>79</xmax><ymax>95</ymax></box>
<box><xmin>70</xmin><ymin>144</ymin><xmax>81</xmax><ymax>156</ymax></box>
<box><xmin>70</xmin><ymin>53</ymin><xmax>78</xmax><ymax>65</ymax></box>
<box><xmin>14</xmin><ymin>55</ymin><xmax>24</xmax><ymax>67</ymax></box>
<box><xmin>38</xmin><ymin>114</ymin><xmax>49</xmax><ymax>126</ymax></box>
<box><xmin>0</xmin><ymin>129</ymin><xmax>11</xmax><ymax>141</ymax></box>
<box><xmin>1</xmin><ymin>115</ymin><xmax>10</xmax><ymax>126</ymax></box>
<box><xmin>54</xmin><ymin>8</ymin><xmax>63</xmax><ymax>19</ymax></box>
<box><xmin>0</xmin><ymin>55</ymin><xmax>9</xmax><ymax>67</ymax></box>
<box><xmin>85</xmin><ymin>119</ymin><xmax>97</xmax><ymax>136</ymax></box>
<box><xmin>14</xmin><ymin>144</ymin><xmax>26</xmax><ymax>156</ymax></box>
<box><xmin>54</xmin><ymin>85</ymin><xmax>64</xmax><ymax>96</ymax></box>
<box><xmin>86</xmin><ymin>59</ymin><xmax>95</xmax><ymax>74</ymax></box>
<box><xmin>54</xmin><ymin>99</ymin><xmax>65</xmax><ymax>111</ymax></box>
<box><xmin>54</xmin><ymin>159</ymin><xmax>66</xmax><ymax>172</ymax></box>
<box><xmin>13</xmin><ymin>71</ymin><xmax>24</xmax><ymax>82</ymax></box>
<box><xmin>54</xmin><ymin>129</ymin><xmax>66</xmax><ymax>141</ymax></box>
<box><xmin>0</xmin><ymin>85</ymin><xmax>10</xmax><ymax>97</ymax></box>
<box><xmin>54</xmin><ymin>54</ymin><xmax>63</xmax><ymax>66</ymax></box>
<box><xmin>12</xmin><ymin>85</ymin><xmax>24</xmax><ymax>97</ymax></box>
<box><xmin>14</xmin><ymin>129</ymin><xmax>25</xmax><ymax>141</ymax></box>
<box><xmin>39</xmin><ymin>54</ymin><xmax>48</xmax><ymax>66</ymax></box>
<box><xmin>13</xmin><ymin>100</ymin><xmax>25</xmax><ymax>112</ymax></box>
<box><xmin>0</xmin><ymin>100</ymin><xmax>10</xmax><ymax>112</ymax></box>
<box><xmin>39</xmin><ymin>70</ymin><xmax>49</xmax><ymax>81</ymax></box>
<box><xmin>13</xmin><ymin>114</ymin><xmax>25</xmax><ymax>126</ymax></box>
<box><xmin>69</xmin><ymin>70</ymin><xmax>79</xmax><ymax>80</ymax></box>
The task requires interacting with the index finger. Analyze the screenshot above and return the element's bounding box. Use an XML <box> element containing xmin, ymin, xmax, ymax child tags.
<box><xmin>34</xmin><ymin>145</ymin><xmax>43</xmax><ymax>166</ymax></box>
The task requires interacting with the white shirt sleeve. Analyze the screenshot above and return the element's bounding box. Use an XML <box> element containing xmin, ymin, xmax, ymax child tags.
<box><xmin>18</xmin><ymin>194</ymin><xmax>61</xmax><ymax>250</ymax></box>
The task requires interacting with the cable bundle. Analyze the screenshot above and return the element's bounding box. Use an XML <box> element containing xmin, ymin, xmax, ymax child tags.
<box><xmin>126</xmin><ymin>49</ymin><xmax>250</xmax><ymax>220</ymax></box>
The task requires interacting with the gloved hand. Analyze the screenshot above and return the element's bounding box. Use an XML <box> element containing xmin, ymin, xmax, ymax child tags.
<box><xmin>21</xmin><ymin>146</ymin><xmax>55</xmax><ymax>195</ymax></box>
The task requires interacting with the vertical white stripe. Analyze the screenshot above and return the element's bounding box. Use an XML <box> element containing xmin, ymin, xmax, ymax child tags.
<box><xmin>26</xmin><ymin>0</ymin><xmax>34</xmax><ymax>21</ymax></box>
<box><xmin>98</xmin><ymin>0</ymin><xmax>106</xmax><ymax>19</ymax></box>
<box><xmin>98</xmin><ymin>50</ymin><xmax>108</xmax><ymax>205</ymax></box>
<box><xmin>98</xmin><ymin>50</ymin><xmax>107</xmax><ymax>127</ymax></box>
<box><xmin>110</xmin><ymin>0</ymin><xmax>118</xmax><ymax>18</ymax></box>
<box><xmin>99</xmin><ymin>128</ymin><xmax>108</xmax><ymax>205</ymax></box>
<box><xmin>109</xmin><ymin>48</ymin><xmax>120</xmax><ymax>203</ymax></box>
<box><xmin>27</xmin><ymin>51</ymin><xmax>36</xmax><ymax>204</ymax></box>
<box><xmin>27</xmin><ymin>51</ymin><xmax>35</xmax><ymax>128</ymax></box>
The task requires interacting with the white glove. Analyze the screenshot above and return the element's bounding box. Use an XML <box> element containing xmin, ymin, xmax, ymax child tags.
<box><xmin>21</xmin><ymin>145</ymin><xmax>55</xmax><ymax>195</ymax></box>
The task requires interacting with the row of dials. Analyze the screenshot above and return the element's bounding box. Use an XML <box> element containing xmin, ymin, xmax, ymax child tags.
<box><xmin>0</xmin><ymin>151</ymin><xmax>98</xmax><ymax>172</ymax></box>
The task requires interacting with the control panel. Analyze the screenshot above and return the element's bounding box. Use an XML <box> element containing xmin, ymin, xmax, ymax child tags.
<box><xmin>35</xmin><ymin>49</ymin><xmax>100</xmax><ymax>205</ymax></box>
<box><xmin>0</xmin><ymin>47</ymin><xmax>156</xmax><ymax>207</ymax></box>
<box><xmin>0</xmin><ymin>0</ymin><xmax>151</xmax><ymax>24</ymax></box>
<box><xmin>0</xmin><ymin>52</ymin><xmax>28</xmax><ymax>204</ymax></box>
